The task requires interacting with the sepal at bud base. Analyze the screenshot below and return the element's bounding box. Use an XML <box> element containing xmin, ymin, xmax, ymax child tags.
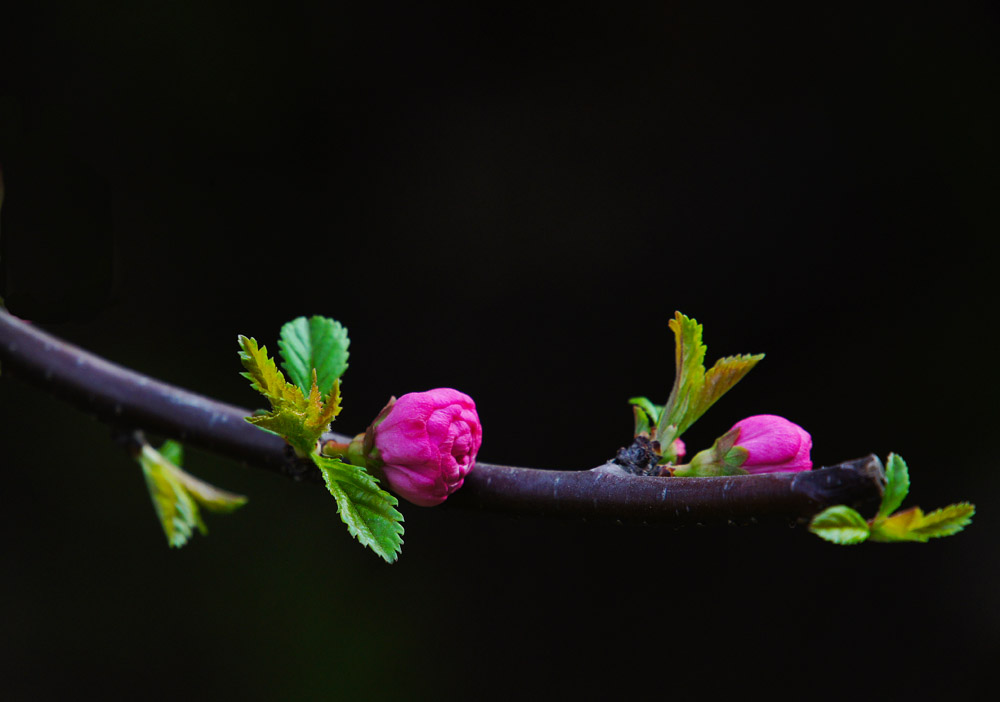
<box><xmin>673</xmin><ymin>414</ymin><xmax>812</xmax><ymax>476</ymax></box>
<box><xmin>672</xmin><ymin>428</ymin><xmax>749</xmax><ymax>476</ymax></box>
<box><xmin>348</xmin><ymin>433</ymin><xmax>371</xmax><ymax>470</ymax></box>
<box><xmin>321</xmin><ymin>397</ymin><xmax>397</xmax><ymax>477</ymax></box>
<box><xmin>362</xmin><ymin>396</ymin><xmax>396</xmax><ymax>469</ymax></box>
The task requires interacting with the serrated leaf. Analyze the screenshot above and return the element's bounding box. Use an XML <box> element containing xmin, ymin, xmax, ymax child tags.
<box><xmin>304</xmin><ymin>372</ymin><xmax>342</xmax><ymax>435</ymax></box>
<box><xmin>910</xmin><ymin>502</ymin><xmax>975</xmax><ymax>539</ymax></box>
<box><xmin>238</xmin><ymin>335</ymin><xmax>303</xmax><ymax>408</ymax></box>
<box><xmin>239</xmin><ymin>334</ymin><xmax>339</xmax><ymax>456</ymax></box>
<box><xmin>657</xmin><ymin>312</ymin><xmax>706</xmax><ymax>440</ymax></box>
<box><xmin>688</xmin><ymin>353</ymin><xmax>765</xmax><ymax>431</ymax></box>
<box><xmin>313</xmin><ymin>455</ymin><xmax>404</xmax><ymax>563</ymax></box>
<box><xmin>279</xmin><ymin>316</ymin><xmax>350</xmax><ymax>398</ymax></box>
<box><xmin>872</xmin><ymin>503</ymin><xmax>976</xmax><ymax>542</ymax></box>
<box><xmin>876</xmin><ymin>453</ymin><xmax>910</xmax><ymax>521</ymax></box>
<box><xmin>246</xmin><ymin>409</ymin><xmax>316</xmax><ymax>456</ymax></box>
<box><xmin>809</xmin><ymin>505</ymin><xmax>871</xmax><ymax>545</ymax></box>
<box><xmin>243</xmin><ymin>374</ymin><xmax>340</xmax><ymax>456</ymax></box>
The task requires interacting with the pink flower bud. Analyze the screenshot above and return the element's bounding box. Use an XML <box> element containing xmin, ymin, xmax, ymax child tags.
<box><xmin>729</xmin><ymin>414</ymin><xmax>812</xmax><ymax>474</ymax></box>
<box><xmin>373</xmin><ymin>388</ymin><xmax>482</xmax><ymax>506</ymax></box>
<box><xmin>671</xmin><ymin>438</ymin><xmax>686</xmax><ymax>460</ymax></box>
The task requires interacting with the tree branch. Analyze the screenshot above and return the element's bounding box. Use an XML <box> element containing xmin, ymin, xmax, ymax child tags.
<box><xmin>0</xmin><ymin>308</ymin><xmax>884</xmax><ymax>524</ymax></box>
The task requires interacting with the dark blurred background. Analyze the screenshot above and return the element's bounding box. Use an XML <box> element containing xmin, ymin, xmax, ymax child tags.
<box><xmin>1</xmin><ymin>2</ymin><xmax>997</xmax><ymax>699</ymax></box>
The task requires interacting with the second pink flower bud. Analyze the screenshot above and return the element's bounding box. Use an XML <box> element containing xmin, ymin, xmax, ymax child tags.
<box><xmin>729</xmin><ymin>414</ymin><xmax>812</xmax><ymax>474</ymax></box>
<box><xmin>673</xmin><ymin>414</ymin><xmax>812</xmax><ymax>476</ymax></box>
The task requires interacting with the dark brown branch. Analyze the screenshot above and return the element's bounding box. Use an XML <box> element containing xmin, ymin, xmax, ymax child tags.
<box><xmin>451</xmin><ymin>456</ymin><xmax>885</xmax><ymax>524</ymax></box>
<box><xmin>0</xmin><ymin>308</ymin><xmax>884</xmax><ymax>524</ymax></box>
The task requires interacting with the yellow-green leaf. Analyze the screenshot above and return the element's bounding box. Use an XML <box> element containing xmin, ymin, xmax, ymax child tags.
<box><xmin>246</xmin><ymin>409</ymin><xmax>316</xmax><ymax>456</ymax></box>
<box><xmin>654</xmin><ymin>312</ymin><xmax>763</xmax><ymax>446</ymax></box>
<box><xmin>658</xmin><ymin>312</ymin><xmax>706</xmax><ymax>439</ymax></box>
<box><xmin>238</xmin><ymin>335</ymin><xmax>302</xmax><ymax>408</ymax></box>
<box><xmin>172</xmin><ymin>468</ymin><xmax>248</xmax><ymax>514</ymax></box>
<box><xmin>911</xmin><ymin>502</ymin><xmax>975</xmax><ymax>539</ymax></box>
<box><xmin>138</xmin><ymin>441</ymin><xmax>246</xmax><ymax>548</ymax></box>
<box><xmin>690</xmin><ymin>353</ymin><xmax>765</xmax><ymax>429</ymax></box>
<box><xmin>870</xmin><ymin>506</ymin><xmax>926</xmax><ymax>542</ymax></box>
<box><xmin>304</xmin><ymin>373</ymin><xmax>342</xmax><ymax>435</ymax></box>
<box><xmin>872</xmin><ymin>502</ymin><xmax>976</xmax><ymax>542</ymax></box>
<box><xmin>809</xmin><ymin>505</ymin><xmax>871</xmax><ymax>545</ymax></box>
<box><xmin>239</xmin><ymin>334</ymin><xmax>337</xmax><ymax>456</ymax></box>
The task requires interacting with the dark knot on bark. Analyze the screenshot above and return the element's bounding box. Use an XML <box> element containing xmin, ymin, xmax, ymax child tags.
<box><xmin>613</xmin><ymin>435</ymin><xmax>663</xmax><ymax>476</ymax></box>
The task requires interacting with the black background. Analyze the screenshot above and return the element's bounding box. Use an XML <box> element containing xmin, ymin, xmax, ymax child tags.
<box><xmin>1</xmin><ymin>2</ymin><xmax>998</xmax><ymax>700</ymax></box>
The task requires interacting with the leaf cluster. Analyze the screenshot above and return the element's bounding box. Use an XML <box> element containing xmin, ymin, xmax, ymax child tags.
<box><xmin>809</xmin><ymin>453</ymin><xmax>975</xmax><ymax>545</ymax></box>
<box><xmin>629</xmin><ymin>312</ymin><xmax>763</xmax><ymax>462</ymax></box>
<box><xmin>139</xmin><ymin>440</ymin><xmax>247</xmax><ymax>548</ymax></box>
<box><xmin>239</xmin><ymin>333</ymin><xmax>343</xmax><ymax>457</ymax></box>
<box><xmin>239</xmin><ymin>316</ymin><xmax>404</xmax><ymax>562</ymax></box>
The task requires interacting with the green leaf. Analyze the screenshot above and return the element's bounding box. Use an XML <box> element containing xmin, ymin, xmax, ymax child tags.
<box><xmin>629</xmin><ymin>397</ymin><xmax>659</xmax><ymax>437</ymax></box>
<box><xmin>279</xmin><ymin>316</ymin><xmax>350</xmax><ymax>398</ymax></box>
<box><xmin>808</xmin><ymin>505</ymin><xmax>871</xmax><ymax>545</ymax></box>
<box><xmin>159</xmin><ymin>439</ymin><xmax>184</xmax><ymax>466</ymax></box>
<box><xmin>876</xmin><ymin>453</ymin><xmax>910</xmax><ymax>521</ymax></box>
<box><xmin>138</xmin><ymin>442</ymin><xmax>247</xmax><ymax>548</ymax></box>
<box><xmin>628</xmin><ymin>397</ymin><xmax>662</xmax><ymax>426</ymax></box>
<box><xmin>632</xmin><ymin>405</ymin><xmax>651</xmax><ymax>436</ymax></box>
<box><xmin>313</xmin><ymin>455</ymin><xmax>404</xmax><ymax>563</ymax></box>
